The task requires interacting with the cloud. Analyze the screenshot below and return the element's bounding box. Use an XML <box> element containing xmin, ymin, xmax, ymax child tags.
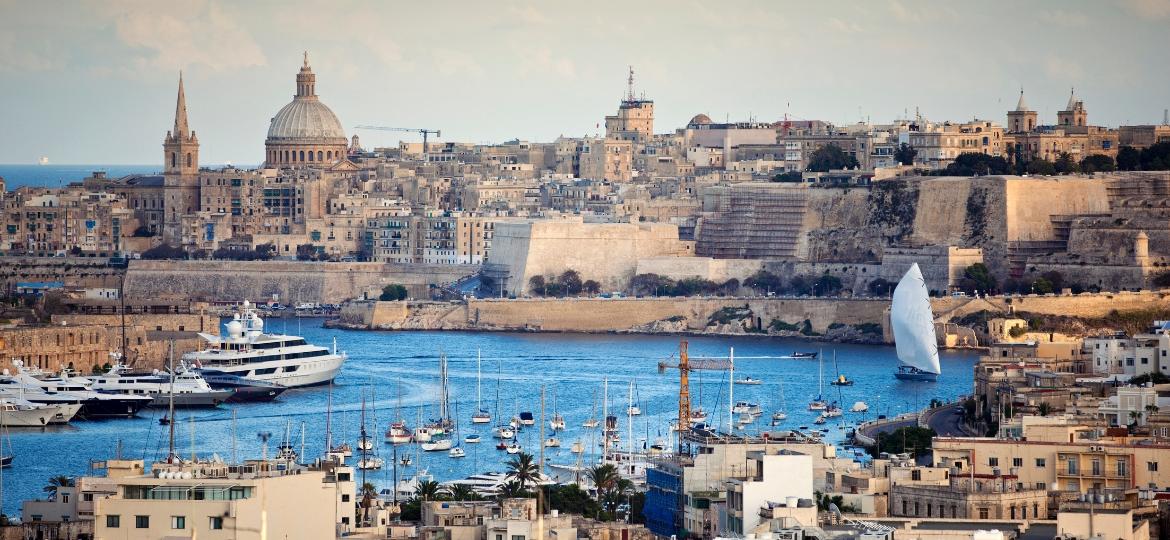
<box><xmin>0</xmin><ymin>34</ymin><xmax>65</xmax><ymax>72</ymax></box>
<box><xmin>433</xmin><ymin>48</ymin><xmax>483</xmax><ymax>76</ymax></box>
<box><xmin>1121</xmin><ymin>0</ymin><xmax>1170</xmax><ymax>18</ymax></box>
<box><xmin>101</xmin><ymin>0</ymin><xmax>265</xmax><ymax>72</ymax></box>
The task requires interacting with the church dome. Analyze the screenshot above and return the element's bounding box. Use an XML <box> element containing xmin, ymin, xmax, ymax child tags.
<box><xmin>267</xmin><ymin>98</ymin><xmax>346</xmax><ymax>141</ymax></box>
<box><xmin>689</xmin><ymin>113</ymin><xmax>712</xmax><ymax>126</ymax></box>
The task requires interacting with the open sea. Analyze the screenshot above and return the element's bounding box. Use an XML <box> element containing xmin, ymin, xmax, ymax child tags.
<box><xmin>0</xmin><ymin>321</ymin><xmax>978</xmax><ymax>515</ymax></box>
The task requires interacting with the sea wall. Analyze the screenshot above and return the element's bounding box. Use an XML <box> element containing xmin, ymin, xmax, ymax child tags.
<box><xmin>123</xmin><ymin>260</ymin><xmax>477</xmax><ymax>304</ymax></box>
<box><xmin>0</xmin><ymin>256</ymin><xmax>124</xmax><ymax>290</ymax></box>
<box><xmin>933</xmin><ymin>290</ymin><xmax>1170</xmax><ymax>320</ymax></box>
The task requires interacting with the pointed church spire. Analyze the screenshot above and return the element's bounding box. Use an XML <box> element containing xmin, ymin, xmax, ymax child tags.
<box><xmin>173</xmin><ymin>71</ymin><xmax>189</xmax><ymax>139</ymax></box>
<box><xmin>1015</xmin><ymin>87</ymin><xmax>1029</xmax><ymax>112</ymax></box>
<box><xmin>1066</xmin><ymin>86</ymin><xmax>1078</xmax><ymax>111</ymax></box>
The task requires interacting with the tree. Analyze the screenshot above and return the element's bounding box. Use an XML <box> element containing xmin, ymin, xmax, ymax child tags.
<box><xmin>894</xmin><ymin>143</ymin><xmax>917</xmax><ymax>166</ymax></box>
<box><xmin>141</xmin><ymin>243</ymin><xmax>187</xmax><ymax>260</ymax></box>
<box><xmin>867</xmin><ymin>278</ymin><xmax>893</xmax><ymax>297</ymax></box>
<box><xmin>448</xmin><ymin>484</ymin><xmax>480</xmax><ymax>501</ymax></box>
<box><xmin>415</xmin><ymin>479</ymin><xmax>442</xmax><ymax>501</ymax></box>
<box><xmin>1140</xmin><ymin>142</ymin><xmax>1170</xmax><ymax>170</ymax></box>
<box><xmin>1037</xmin><ymin>403</ymin><xmax>1052</xmax><ymax>416</ymax></box>
<box><xmin>1040</xmin><ymin>271</ymin><xmax>1065</xmax><ymax>292</ymax></box>
<box><xmin>131</xmin><ymin>225</ymin><xmax>155</xmax><ymax>237</ymax></box>
<box><xmin>296</xmin><ymin>243</ymin><xmax>325</xmax><ymax>261</ymax></box>
<box><xmin>814</xmin><ymin>274</ymin><xmax>843</xmax><ymax>296</ymax></box>
<box><xmin>586</xmin><ymin>464</ymin><xmax>621</xmax><ymax>518</ymax></box>
<box><xmin>506</xmin><ymin>452</ymin><xmax>540</xmax><ymax>493</ymax></box>
<box><xmin>771</xmin><ymin>171</ymin><xmax>803</xmax><ymax>182</ymax></box>
<box><xmin>528</xmin><ymin>275</ymin><xmax>547</xmax><ymax>296</ymax></box>
<box><xmin>1117</xmin><ymin>146</ymin><xmax>1141</xmax><ymax>171</ymax></box>
<box><xmin>559</xmin><ymin>270</ymin><xmax>583</xmax><ymax>296</ymax></box>
<box><xmin>744</xmin><ymin>270</ymin><xmax>783</xmax><ymax>294</ymax></box>
<box><xmin>630</xmin><ymin>273</ymin><xmax>671</xmax><ymax>297</ymax></box>
<box><xmin>807</xmin><ymin>144</ymin><xmax>860</xmax><ymax>172</ymax></box>
<box><xmin>582</xmin><ymin>279</ymin><xmax>601</xmax><ymax>295</ymax></box>
<box><xmin>959</xmin><ymin>263</ymin><xmax>997</xmax><ymax>295</ymax></box>
<box><xmin>1025</xmin><ymin>158</ymin><xmax>1056</xmax><ymax>175</ymax></box>
<box><xmin>1054</xmin><ymin>152</ymin><xmax>1081</xmax><ymax>174</ymax></box>
<box><xmin>43</xmin><ymin>475</ymin><xmax>74</xmax><ymax>496</ymax></box>
<box><xmin>379</xmin><ymin>284</ymin><xmax>408</xmax><ymax>301</ymax></box>
<box><xmin>942</xmin><ymin>152</ymin><xmax>1011</xmax><ymax>176</ymax></box>
<box><xmin>868</xmin><ymin>426</ymin><xmax>936</xmax><ymax>458</ymax></box>
<box><xmin>1080</xmin><ymin>154</ymin><xmax>1116</xmax><ymax>173</ymax></box>
<box><xmin>1031</xmin><ymin>277</ymin><xmax>1054</xmax><ymax>294</ymax></box>
<box><xmin>547</xmin><ymin>484</ymin><xmax>600</xmax><ymax>517</ymax></box>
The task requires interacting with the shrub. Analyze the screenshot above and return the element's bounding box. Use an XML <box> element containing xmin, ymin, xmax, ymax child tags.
<box><xmin>379</xmin><ymin>284</ymin><xmax>408</xmax><ymax>301</ymax></box>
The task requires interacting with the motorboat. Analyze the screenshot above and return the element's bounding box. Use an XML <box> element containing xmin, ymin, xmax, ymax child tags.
<box><xmin>689</xmin><ymin>408</ymin><xmax>708</xmax><ymax>424</ymax></box>
<box><xmin>851</xmin><ymin>401</ymin><xmax>869</xmax><ymax>413</ymax></box>
<box><xmin>420</xmin><ymin>436</ymin><xmax>453</xmax><ymax>452</ymax></box>
<box><xmin>505</xmin><ymin>442</ymin><xmax>522</xmax><ymax>454</ymax></box>
<box><xmin>357</xmin><ymin>438</ymin><xmax>374</xmax><ymax>451</ymax></box>
<box><xmin>771</xmin><ymin>411</ymin><xmax>788</xmax><ymax>422</ymax></box>
<box><xmin>0</xmin><ymin>398</ymin><xmax>64</xmax><ymax>427</ymax></box>
<box><xmin>464</xmin><ymin>434</ymin><xmax>481</xmax><ymax>444</ymax></box>
<box><xmin>891</xmin><ymin>264</ymin><xmax>942</xmax><ymax>382</ymax></box>
<box><xmin>86</xmin><ymin>364</ymin><xmax>230</xmax><ymax>408</ymax></box>
<box><xmin>734</xmin><ymin>376</ymin><xmax>763</xmax><ymax>385</ymax></box>
<box><xmin>385</xmin><ymin>421</ymin><xmax>412</xmax><ymax>444</ymax></box>
<box><xmin>414</xmin><ymin>424</ymin><xmax>445</xmax><ymax>443</ymax></box>
<box><xmin>550</xmin><ymin>413</ymin><xmax>565</xmax><ymax>431</ymax></box>
<box><xmin>732</xmin><ymin>401</ymin><xmax>761</xmax><ymax>415</ymax></box>
<box><xmin>182</xmin><ymin>301</ymin><xmax>346</xmax><ymax>388</ymax></box>
<box><xmin>0</xmin><ymin>383</ymin><xmax>80</xmax><ymax>424</ymax></box>
<box><xmin>492</xmin><ymin>425</ymin><xmax>514</xmax><ymax>439</ymax></box>
<box><xmin>544</xmin><ymin>437</ymin><xmax>561</xmax><ymax>448</ymax></box>
<box><xmin>790</xmin><ymin>351</ymin><xmax>817</xmax><ymax>359</ymax></box>
<box><xmin>830</xmin><ymin>374</ymin><xmax>853</xmax><ymax>386</ymax></box>
<box><xmin>449</xmin><ymin>447</ymin><xmax>466</xmax><ymax>458</ymax></box>
<box><xmin>626</xmin><ymin>404</ymin><xmax>641</xmax><ymax>416</ymax></box>
<box><xmin>4</xmin><ymin>362</ymin><xmax>151</xmax><ymax>418</ymax></box>
<box><xmin>195</xmin><ymin>369</ymin><xmax>287</xmax><ymax>402</ymax></box>
<box><xmin>518</xmin><ymin>412</ymin><xmax>535</xmax><ymax>426</ymax></box>
<box><xmin>823</xmin><ymin>404</ymin><xmax>843</xmax><ymax>418</ymax></box>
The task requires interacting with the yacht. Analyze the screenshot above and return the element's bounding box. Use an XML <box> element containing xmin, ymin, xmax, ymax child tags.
<box><xmin>851</xmin><ymin>401</ymin><xmax>869</xmax><ymax>413</ymax></box>
<box><xmin>518</xmin><ymin>411</ymin><xmax>535</xmax><ymax>426</ymax></box>
<box><xmin>544</xmin><ymin>437</ymin><xmax>561</xmax><ymax>448</ymax></box>
<box><xmin>197</xmin><ymin>369</ymin><xmax>287</xmax><ymax>403</ymax></box>
<box><xmin>385</xmin><ymin>421</ymin><xmax>412</xmax><ymax>444</ymax></box>
<box><xmin>0</xmin><ymin>398</ymin><xmax>66</xmax><ymax>427</ymax></box>
<box><xmin>183</xmin><ymin>301</ymin><xmax>346</xmax><ymax>387</ymax></box>
<box><xmin>731</xmin><ymin>401</ymin><xmax>761</xmax><ymax>415</ymax></box>
<box><xmin>463</xmin><ymin>434</ymin><xmax>481</xmax><ymax>444</ymax></box>
<box><xmin>86</xmin><ymin>365</ymin><xmax>231</xmax><ymax>408</ymax></box>
<box><xmin>449</xmin><ymin>447</ymin><xmax>466</xmax><ymax>458</ymax></box>
<box><xmin>734</xmin><ymin>376</ymin><xmax>763</xmax><ymax>385</ymax></box>
<box><xmin>420</xmin><ymin>435</ymin><xmax>453</xmax><ymax>452</ymax></box>
<box><xmin>505</xmin><ymin>442</ymin><xmax>522</xmax><ymax>454</ymax></box>
<box><xmin>491</xmin><ymin>424</ymin><xmax>514</xmax><ymax>439</ymax></box>
<box><xmin>0</xmin><ymin>385</ymin><xmax>79</xmax><ymax>424</ymax></box>
<box><xmin>6</xmin><ymin>362</ymin><xmax>151</xmax><ymax>418</ymax></box>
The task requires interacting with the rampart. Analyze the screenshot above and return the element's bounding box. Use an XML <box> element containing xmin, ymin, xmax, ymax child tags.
<box><xmin>123</xmin><ymin>260</ymin><xmax>477</xmax><ymax>304</ymax></box>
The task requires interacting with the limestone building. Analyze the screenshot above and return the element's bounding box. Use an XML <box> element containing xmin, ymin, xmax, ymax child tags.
<box><xmin>264</xmin><ymin>53</ymin><xmax>349</xmax><ymax>167</ymax></box>
<box><xmin>1004</xmin><ymin>89</ymin><xmax>1119</xmax><ymax>162</ymax></box>
<box><xmin>604</xmin><ymin>67</ymin><xmax>654</xmax><ymax>143</ymax></box>
<box><xmin>163</xmin><ymin>73</ymin><xmax>200</xmax><ymax>244</ymax></box>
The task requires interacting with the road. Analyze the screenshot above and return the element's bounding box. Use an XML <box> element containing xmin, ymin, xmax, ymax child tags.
<box><xmin>857</xmin><ymin>403</ymin><xmax>970</xmax><ymax>442</ymax></box>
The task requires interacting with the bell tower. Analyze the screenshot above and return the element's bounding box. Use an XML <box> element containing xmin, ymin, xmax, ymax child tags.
<box><xmin>162</xmin><ymin>72</ymin><xmax>200</xmax><ymax>243</ymax></box>
<box><xmin>1006</xmin><ymin>88</ymin><xmax>1037</xmax><ymax>134</ymax></box>
<box><xmin>1058</xmin><ymin>87</ymin><xmax>1087</xmax><ymax>128</ymax></box>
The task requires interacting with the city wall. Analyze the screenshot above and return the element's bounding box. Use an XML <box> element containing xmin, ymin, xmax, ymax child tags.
<box><xmin>123</xmin><ymin>260</ymin><xmax>478</xmax><ymax>304</ymax></box>
<box><xmin>0</xmin><ymin>256</ymin><xmax>124</xmax><ymax>291</ymax></box>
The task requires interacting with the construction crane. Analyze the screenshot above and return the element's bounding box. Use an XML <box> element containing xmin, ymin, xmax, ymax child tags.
<box><xmin>658</xmin><ymin>340</ymin><xmax>733</xmax><ymax>451</ymax></box>
<box><xmin>353</xmin><ymin>125</ymin><xmax>441</xmax><ymax>154</ymax></box>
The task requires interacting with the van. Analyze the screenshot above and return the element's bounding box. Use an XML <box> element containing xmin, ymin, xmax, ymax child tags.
<box><xmin>951</xmin><ymin>291</ymin><xmax>967</xmax><ymax>298</ymax></box>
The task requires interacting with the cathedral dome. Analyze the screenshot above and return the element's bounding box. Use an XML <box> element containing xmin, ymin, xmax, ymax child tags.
<box><xmin>267</xmin><ymin>98</ymin><xmax>346</xmax><ymax>141</ymax></box>
<box><xmin>689</xmin><ymin>113</ymin><xmax>712</xmax><ymax>126</ymax></box>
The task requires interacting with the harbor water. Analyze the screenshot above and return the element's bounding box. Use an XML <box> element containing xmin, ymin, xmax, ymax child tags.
<box><xmin>0</xmin><ymin>320</ymin><xmax>978</xmax><ymax>515</ymax></box>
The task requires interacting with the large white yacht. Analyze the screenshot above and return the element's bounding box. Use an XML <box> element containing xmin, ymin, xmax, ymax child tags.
<box><xmin>183</xmin><ymin>301</ymin><xmax>346</xmax><ymax>388</ymax></box>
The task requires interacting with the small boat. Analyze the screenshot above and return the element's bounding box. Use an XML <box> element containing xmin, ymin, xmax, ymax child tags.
<box><xmin>823</xmin><ymin>402</ymin><xmax>843</xmax><ymax>418</ymax></box>
<box><xmin>582</xmin><ymin>418</ymin><xmax>599</xmax><ymax>428</ymax></box>
<box><xmin>492</xmin><ymin>425</ymin><xmax>514</xmax><ymax>439</ymax></box>
<box><xmin>506</xmin><ymin>442</ymin><xmax>522</xmax><ymax>454</ymax></box>
<box><xmin>464</xmin><ymin>434</ymin><xmax>481</xmax><ymax>444</ymax></box>
<box><xmin>570</xmin><ymin>440</ymin><xmax>583</xmax><ymax>454</ymax></box>
<box><xmin>449</xmin><ymin>447</ymin><xmax>466</xmax><ymax>458</ymax></box>
<box><xmin>496</xmin><ymin>442</ymin><xmax>507</xmax><ymax>450</ymax></box>
<box><xmin>544</xmin><ymin>437</ymin><xmax>561</xmax><ymax>448</ymax></box>
<box><xmin>731</xmin><ymin>401</ymin><xmax>761</xmax><ymax>415</ymax></box>
<box><xmin>420</xmin><ymin>435</ymin><xmax>453</xmax><ymax>452</ymax></box>
<box><xmin>813</xmin><ymin>415</ymin><xmax>827</xmax><ymax>425</ymax></box>
<box><xmin>0</xmin><ymin>455</ymin><xmax>12</xmax><ymax>468</ymax></box>
<box><xmin>472</xmin><ymin>410</ymin><xmax>492</xmax><ymax>424</ymax></box>
<box><xmin>331</xmin><ymin>442</ymin><xmax>353</xmax><ymax>457</ymax></box>
<box><xmin>830</xmin><ymin>374</ymin><xmax>853</xmax><ymax>386</ymax></box>
<box><xmin>790</xmin><ymin>351</ymin><xmax>817</xmax><ymax>359</ymax></box>
<box><xmin>385</xmin><ymin>421</ymin><xmax>412</xmax><ymax>444</ymax></box>
<box><xmin>550</xmin><ymin>413</ymin><xmax>565</xmax><ymax>431</ymax></box>
<box><xmin>358</xmin><ymin>456</ymin><xmax>384</xmax><ymax>470</ymax></box>
<box><xmin>158</xmin><ymin>415</ymin><xmax>171</xmax><ymax>426</ymax></box>
<box><xmin>771</xmin><ymin>411</ymin><xmax>787</xmax><ymax>422</ymax></box>
<box><xmin>851</xmin><ymin>401</ymin><xmax>869</xmax><ymax>413</ymax></box>
<box><xmin>518</xmin><ymin>412</ymin><xmax>535</xmax><ymax>426</ymax></box>
<box><xmin>734</xmin><ymin>376</ymin><xmax>763</xmax><ymax>385</ymax></box>
<box><xmin>400</xmin><ymin>455</ymin><xmax>413</xmax><ymax>467</ymax></box>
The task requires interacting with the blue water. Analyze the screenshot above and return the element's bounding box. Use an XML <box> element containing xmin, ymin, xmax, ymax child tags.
<box><xmin>0</xmin><ymin>164</ymin><xmax>257</xmax><ymax>189</ymax></box>
<box><xmin>0</xmin><ymin>323</ymin><xmax>978</xmax><ymax>515</ymax></box>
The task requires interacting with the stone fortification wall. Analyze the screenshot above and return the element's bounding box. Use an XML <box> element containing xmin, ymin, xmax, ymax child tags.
<box><xmin>50</xmin><ymin>313</ymin><xmax>219</xmax><ymax>335</ymax></box>
<box><xmin>634</xmin><ymin>257</ymin><xmax>762</xmax><ymax>283</ymax></box>
<box><xmin>932</xmin><ymin>290</ymin><xmax>1170</xmax><ymax>320</ymax></box>
<box><xmin>0</xmin><ymin>256</ymin><xmax>124</xmax><ymax>290</ymax></box>
<box><xmin>489</xmin><ymin>219</ymin><xmax>691</xmax><ymax>296</ymax></box>
<box><xmin>123</xmin><ymin>260</ymin><xmax>477</xmax><ymax>304</ymax></box>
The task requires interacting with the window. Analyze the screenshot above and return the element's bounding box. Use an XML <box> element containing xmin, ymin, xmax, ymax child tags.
<box><xmin>342</xmin><ymin>494</ymin><xmax>350</xmax><ymax>502</ymax></box>
<box><xmin>209</xmin><ymin>517</ymin><xmax>224</xmax><ymax>530</ymax></box>
<box><xmin>1012</xmin><ymin>458</ymin><xmax>1023</xmax><ymax>467</ymax></box>
<box><xmin>1035</xmin><ymin>458</ymin><xmax>1046</xmax><ymax>467</ymax></box>
<box><xmin>512</xmin><ymin>536</ymin><xmax>526</xmax><ymax>540</ymax></box>
<box><xmin>171</xmin><ymin>516</ymin><xmax>186</xmax><ymax>529</ymax></box>
<box><xmin>1149</xmin><ymin>461</ymin><xmax>1159</xmax><ymax>472</ymax></box>
<box><xmin>1068</xmin><ymin>458</ymin><xmax>1078</xmax><ymax>474</ymax></box>
<box><xmin>106</xmin><ymin>515</ymin><xmax>120</xmax><ymax>528</ymax></box>
<box><xmin>978</xmin><ymin>508</ymin><xmax>989</xmax><ymax>519</ymax></box>
<box><xmin>135</xmin><ymin>515</ymin><xmax>150</xmax><ymax>528</ymax></box>
<box><xmin>988</xmin><ymin>457</ymin><xmax>999</xmax><ymax>467</ymax></box>
<box><xmin>1118</xmin><ymin>459</ymin><xmax>1128</xmax><ymax>477</ymax></box>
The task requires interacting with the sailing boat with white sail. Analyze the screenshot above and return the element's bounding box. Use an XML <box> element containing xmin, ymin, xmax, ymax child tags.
<box><xmin>891</xmin><ymin>263</ymin><xmax>942</xmax><ymax>382</ymax></box>
<box><xmin>808</xmin><ymin>350</ymin><xmax>827</xmax><ymax>410</ymax></box>
<box><xmin>471</xmin><ymin>349</ymin><xmax>491</xmax><ymax>424</ymax></box>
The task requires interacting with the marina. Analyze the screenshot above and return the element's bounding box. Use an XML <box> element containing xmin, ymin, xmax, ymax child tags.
<box><xmin>0</xmin><ymin>321</ymin><xmax>977</xmax><ymax>515</ymax></box>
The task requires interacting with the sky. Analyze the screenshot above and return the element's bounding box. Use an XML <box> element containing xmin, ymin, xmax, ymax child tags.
<box><xmin>1</xmin><ymin>0</ymin><xmax>1169</xmax><ymax>165</ymax></box>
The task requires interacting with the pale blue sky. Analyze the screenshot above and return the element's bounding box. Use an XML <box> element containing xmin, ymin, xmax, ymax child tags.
<box><xmin>1</xmin><ymin>0</ymin><xmax>1168</xmax><ymax>164</ymax></box>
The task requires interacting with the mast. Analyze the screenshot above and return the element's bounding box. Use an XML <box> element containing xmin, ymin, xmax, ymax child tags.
<box><xmin>476</xmin><ymin>348</ymin><xmax>482</xmax><ymax>412</ymax></box>
<box><xmin>627</xmin><ymin>379</ymin><xmax>634</xmax><ymax>455</ymax></box>
<box><xmin>602</xmin><ymin>377</ymin><xmax>609</xmax><ymax>460</ymax></box>
<box><xmin>728</xmin><ymin>347</ymin><xmax>735</xmax><ymax>434</ymax></box>
<box><xmin>167</xmin><ymin>341</ymin><xmax>176</xmax><ymax>462</ymax></box>
<box><xmin>325</xmin><ymin>381</ymin><xmax>334</xmax><ymax>453</ymax></box>
<box><xmin>439</xmin><ymin>351</ymin><xmax>449</xmax><ymax>423</ymax></box>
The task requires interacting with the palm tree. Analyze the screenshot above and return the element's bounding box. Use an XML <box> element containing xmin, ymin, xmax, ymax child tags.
<box><xmin>43</xmin><ymin>475</ymin><xmax>74</xmax><ymax>497</ymax></box>
<box><xmin>498</xmin><ymin>480</ymin><xmax>526</xmax><ymax>500</ymax></box>
<box><xmin>506</xmin><ymin>452</ymin><xmax>540</xmax><ymax>492</ymax></box>
<box><xmin>449</xmin><ymin>484</ymin><xmax>480</xmax><ymax>501</ymax></box>
<box><xmin>587</xmin><ymin>464</ymin><xmax>621</xmax><ymax>518</ymax></box>
<box><xmin>415</xmin><ymin>479</ymin><xmax>442</xmax><ymax>501</ymax></box>
<box><xmin>1037</xmin><ymin>403</ymin><xmax>1052</xmax><ymax>416</ymax></box>
<box><xmin>604</xmin><ymin>478</ymin><xmax>635</xmax><ymax>516</ymax></box>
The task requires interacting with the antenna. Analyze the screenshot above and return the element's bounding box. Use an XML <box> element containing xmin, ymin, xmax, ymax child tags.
<box><xmin>626</xmin><ymin>65</ymin><xmax>636</xmax><ymax>102</ymax></box>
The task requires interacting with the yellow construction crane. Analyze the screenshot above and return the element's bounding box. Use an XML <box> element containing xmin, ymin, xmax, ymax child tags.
<box><xmin>353</xmin><ymin>125</ymin><xmax>441</xmax><ymax>154</ymax></box>
<box><xmin>658</xmin><ymin>340</ymin><xmax>732</xmax><ymax>450</ymax></box>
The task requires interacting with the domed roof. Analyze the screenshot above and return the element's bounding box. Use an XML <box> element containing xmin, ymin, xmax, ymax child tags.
<box><xmin>267</xmin><ymin>98</ymin><xmax>346</xmax><ymax>141</ymax></box>
<box><xmin>266</xmin><ymin>54</ymin><xmax>346</xmax><ymax>142</ymax></box>
<box><xmin>689</xmin><ymin>113</ymin><xmax>712</xmax><ymax>126</ymax></box>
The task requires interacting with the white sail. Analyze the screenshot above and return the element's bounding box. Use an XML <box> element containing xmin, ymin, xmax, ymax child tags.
<box><xmin>891</xmin><ymin>263</ymin><xmax>941</xmax><ymax>374</ymax></box>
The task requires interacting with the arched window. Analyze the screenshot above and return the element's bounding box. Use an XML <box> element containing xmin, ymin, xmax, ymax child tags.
<box><xmin>317</xmin><ymin>151</ymin><xmax>323</xmax><ymax>161</ymax></box>
<box><xmin>171</xmin><ymin>152</ymin><xmax>176</xmax><ymax>168</ymax></box>
<box><xmin>186</xmin><ymin>153</ymin><xmax>192</xmax><ymax>167</ymax></box>
<box><xmin>284</xmin><ymin>150</ymin><xmax>289</xmax><ymax>162</ymax></box>
<box><xmin>327</xmin><ymin>150</ymin><xmax>332</xmax><ymax>160</ymax></box>
<box><xmin>308</xmin><ymin>151</ymin><xmax>314</xmax><ymax>162</ymax></box>
<box><xmin>300</xmin><ymin>150</ymin><xmax>305</xmax><ymax>162</ymax></box>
